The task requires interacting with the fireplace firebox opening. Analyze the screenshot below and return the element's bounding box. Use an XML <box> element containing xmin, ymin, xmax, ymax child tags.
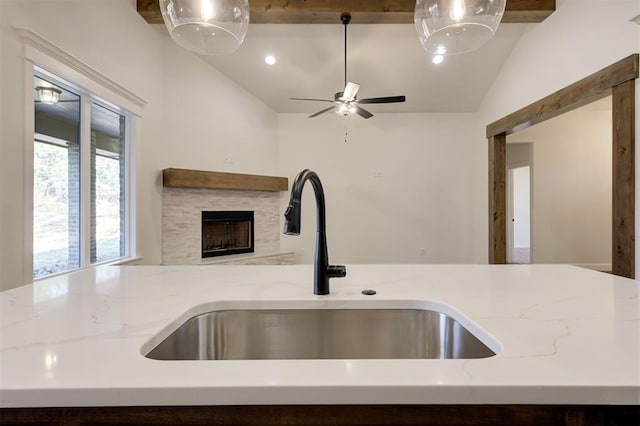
<box><xmin>201</xmin><ymin>211</ymin><xmax>254</xmax><ymax>258</ymax></box>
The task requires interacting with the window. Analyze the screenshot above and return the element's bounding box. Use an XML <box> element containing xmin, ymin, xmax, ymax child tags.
<box><xmin>33</xmin><ymin>68</ymin><xmax>131</xmax><ymax>279</ymax></box>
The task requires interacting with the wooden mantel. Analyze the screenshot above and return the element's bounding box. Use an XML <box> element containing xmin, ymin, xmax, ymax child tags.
<box><xmin>137</xmin><ymin>0</ymin><xmax>556</xmax><ymax>24</ymax></box>
<box><xmin>162</xmin><ymin>168</ymin><xmax>288</xmax><ymax>192</ymax></box>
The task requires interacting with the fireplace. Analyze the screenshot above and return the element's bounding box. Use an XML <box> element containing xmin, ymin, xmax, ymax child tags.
<box><xmin>201</xmin><ymin>211</ymin><xmax>254</xmax><ymax>258</ymax></box>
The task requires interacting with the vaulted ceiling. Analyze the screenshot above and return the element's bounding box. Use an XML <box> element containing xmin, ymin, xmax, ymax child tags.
<box><xmin>137</xmin><ymin>1</ymin><xmax>555</xmax><ymax>113</ymax></box>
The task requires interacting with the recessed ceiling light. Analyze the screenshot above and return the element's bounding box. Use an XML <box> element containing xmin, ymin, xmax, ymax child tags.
<box><xmin>432</xmin><ymin>54</ymin><xmax>444</xmax><ymax>65</ymax></box>
<box><xmin>265</xmin><ymin>55</ymin><xmax>276</xmax><ymax>65</ymax></box>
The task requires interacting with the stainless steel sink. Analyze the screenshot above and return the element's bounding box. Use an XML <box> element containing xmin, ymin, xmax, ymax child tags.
<box><xmin>145</xmin><ymin>309</ymin><xmax>497</xmax><ymax>360</ymax></box>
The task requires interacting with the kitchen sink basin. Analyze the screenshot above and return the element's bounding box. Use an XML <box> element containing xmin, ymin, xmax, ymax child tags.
<box><xmin>145</xmin><ymin>309</ymin><xmax>497</xmax><ymax>360</ymax></box>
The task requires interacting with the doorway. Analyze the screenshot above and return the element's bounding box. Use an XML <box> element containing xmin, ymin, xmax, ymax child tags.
<box><xmin>507</xmin><ymin>164</ymin><xmax>531</xmax><ymax>264</ymax></box>
<box><xmin>486</xmin><ymin>54</ymin><xmax>637</xmax><ymax>279</ymax></box>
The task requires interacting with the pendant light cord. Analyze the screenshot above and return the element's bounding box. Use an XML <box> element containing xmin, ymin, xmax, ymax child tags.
<box><xmin>341</xmin><ymin>12</ymin><xmax>351</xmax><ymax>88</ymax></box>
<box><xmin>341</xmin><ymin>13</ymin><xmax>351</xmax><ymax>143</ymax></box>
<box><xmin>344</xmin><ymin>20</ymin><xmax>347</xmax><ymax>87</ymax></box>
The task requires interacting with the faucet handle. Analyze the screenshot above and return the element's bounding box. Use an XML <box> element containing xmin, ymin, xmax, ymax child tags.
<box><xmin>326</xmin><ymin>265</ymin><xmax>347</xmax><ymax>278</ymax></box>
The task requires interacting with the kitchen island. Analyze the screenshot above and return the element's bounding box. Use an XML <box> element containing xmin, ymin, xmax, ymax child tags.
<box><xmin>1</xmin><ymin>264</ymin><xmax>638</xmax><ymax>425</ymax></box>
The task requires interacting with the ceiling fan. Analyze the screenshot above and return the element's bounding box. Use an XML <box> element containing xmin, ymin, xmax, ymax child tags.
<box><xmin>289</xmin><ymin>12</ymin><xmax>406</xmax><ymax>119</ymax></box>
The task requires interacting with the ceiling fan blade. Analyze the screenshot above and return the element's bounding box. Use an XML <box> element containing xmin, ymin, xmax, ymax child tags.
<box><xmin>357</xmin><ymin>96</ymin><xmax>406</xmax><ymax>104</ymax></box>
<box><xmin>309</xmin><ymin>106</ymin><xmax>335</xmax><ymax>118</ymax></box>
<box><xmin>355</xmin><ymin>105</ymin><xmax>373</xmax><ymax>119</ymax></box>
<box><xmin>289</xmin><ymin>97</ymin><xmax>334</xmax><ymax>103</ymax></box>
<box><xmin>340</xmin><ymin>82</ymin><xmax>360</xmax><ymax>102</ymax></box>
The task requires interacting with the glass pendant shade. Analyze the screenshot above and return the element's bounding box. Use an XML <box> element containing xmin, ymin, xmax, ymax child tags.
<box><xmin>414</xmin><ymin>0</ymin><xmax>506</xmax><ymax>55</ymax></box>
<box><xmin>159</xmin><ymin>0</ymin><xmax>249</xmax><ymax>55</ymax></box>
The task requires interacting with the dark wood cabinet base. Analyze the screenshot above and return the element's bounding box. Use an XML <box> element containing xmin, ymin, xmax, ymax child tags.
<box><xmin>1</xmin><ymin>405</ymin><xmax>639</xmax><ymax>426</ymax></box>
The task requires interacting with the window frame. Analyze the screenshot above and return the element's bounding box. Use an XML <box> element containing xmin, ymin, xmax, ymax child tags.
<box><xmin>22</xmin><ymin>29</ymin><xmax>145</xmax><ymax>282</ymax></box>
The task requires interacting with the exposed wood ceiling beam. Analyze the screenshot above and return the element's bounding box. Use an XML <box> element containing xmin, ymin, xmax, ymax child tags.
<box><xmin>137</xmin><ymin>0</ymin><xmax>555</xmax><ymax>25</ymax></box>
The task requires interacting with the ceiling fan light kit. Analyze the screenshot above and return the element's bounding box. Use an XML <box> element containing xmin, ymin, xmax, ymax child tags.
<box><xmin>159</xmin><ymin>0</ymin><xmax>249</xmax><ymax>55</ymax></box>
<box><xmin>414</xmin><ymin>0</ymin><xmax>506</xmax><ymax>55</ymax></box>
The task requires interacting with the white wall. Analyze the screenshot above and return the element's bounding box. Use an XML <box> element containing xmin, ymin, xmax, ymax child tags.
<box><xmin>506</xmin><ymin>143</ymin><xmax>532</xmax><ymax>167</ymax></box>
<box><xmin>278</xmin><ymin>113</ymin><xmax>484</xmax><ymax>264</ymax></box>
<box><xmin>509</xmin><ymin>108</ymin><xmax>612</xmax><ymax>266</ymax></box>
<box><xmin>480</xmin><ymin>0</ymin><xmax>639</xmax><ymax>124</ymax></box>
<box><xmin>0</xmin><ymin>0</ymin><xmax>278</xmax><ymax>290</ymax></box>
<box><xmin>479</xmin><ymin>0</ymin><xmax>639</xmax><ymax>274</ymax></box>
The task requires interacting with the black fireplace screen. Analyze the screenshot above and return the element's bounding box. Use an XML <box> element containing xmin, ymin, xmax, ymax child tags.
<box><xmin>201</xmin><ymin>211</ymin><xmax>254</xmax><ymax>258</ymax></box>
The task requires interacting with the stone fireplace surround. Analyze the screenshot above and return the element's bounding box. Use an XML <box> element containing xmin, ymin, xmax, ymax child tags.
<box><xmin>161</xmin><ymin>169</ymin><xmax>294</xmax><ymax>265</ymax></box>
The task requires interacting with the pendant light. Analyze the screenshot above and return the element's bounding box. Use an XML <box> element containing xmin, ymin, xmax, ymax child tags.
<box><xmin>414</xmin><ymin>0</ymin><xmax>506</xmax><ymax>55</ymax></box>
<box><xmin>159</xmin><ymin>0</ymin><xmax>250</xmax><ymax>55</ymax></box>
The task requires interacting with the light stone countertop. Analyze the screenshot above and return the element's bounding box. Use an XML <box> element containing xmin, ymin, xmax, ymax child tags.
<box><xmin>0</xmin><ymin>264</ymin><xmax>638</xmax><ymax>407</ymax></box>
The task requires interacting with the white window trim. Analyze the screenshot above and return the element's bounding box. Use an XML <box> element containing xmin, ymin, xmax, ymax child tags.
<box><xmin>19</xmin><ymin>29</ymin><xmax>146</xmax><ymax>115</ymax></box>
<box><xmin>21</xmin><ymin>28</ymin><xmax>145</xmax><ymax>282</ymax></box>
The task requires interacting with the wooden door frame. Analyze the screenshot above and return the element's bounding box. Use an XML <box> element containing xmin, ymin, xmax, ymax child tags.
<box><xmin>487</xmin><ymin>54</ymin><xmax>638</xmax><ymax>278</ymax></box>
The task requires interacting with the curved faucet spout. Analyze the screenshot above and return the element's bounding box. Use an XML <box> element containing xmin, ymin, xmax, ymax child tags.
<box><xmin>284</xmin><ymin>169</ymin><xmax>346</xmax><ymax>295</ymax></box>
